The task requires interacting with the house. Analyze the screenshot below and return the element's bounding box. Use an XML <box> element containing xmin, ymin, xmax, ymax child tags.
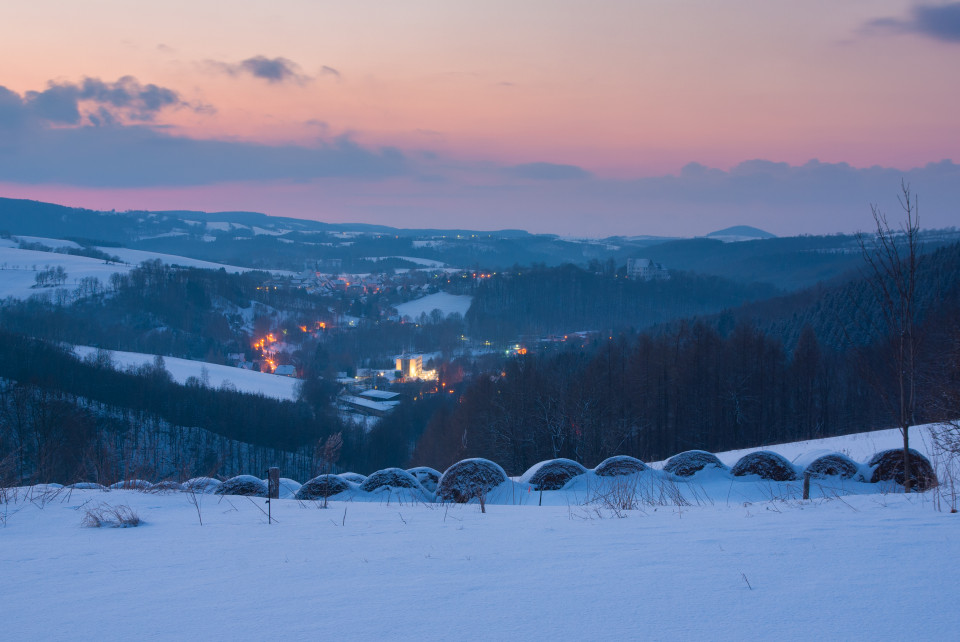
<box><xmin>627</xmin><ymin>258</ymin><xmax>670</xmax><ymax>281</ymax></box>
<box><xmin>274</xmin><ymin>364</ymin><xmax>297</xmax><ymax>377</ymax></box>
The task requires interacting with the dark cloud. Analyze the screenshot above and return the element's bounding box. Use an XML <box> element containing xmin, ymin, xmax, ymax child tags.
<box><xmin>4</xmin><ymin>76</ymin><xmax>191</xmax><ymax>129</ymax></box>
<box><xmin>207</xmin><ymin>56</ymin><xmax>312</xmax><ymax>84</ymax></box>
<box><xmin>505</xmin><ymin>162</ymin><xmax>592</xmax><ymax>180</ymax></box>
<box><xmin>864</xmin><ymin>3</ymin><xmax>960</xmax><ymax>42</ymax></box>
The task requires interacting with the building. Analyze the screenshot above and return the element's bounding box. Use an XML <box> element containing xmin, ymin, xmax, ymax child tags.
<box><xmin>274</xmin><ymin>364</ymin><xmax>297</xmax><ymax>377</ymax></box>
<box><xmin>396</xmin><ymin>355</ymin><xmax>423</xmax><ymax>379</ymax></box>
<box><xmin>627</xmin><ymin>258</ymin><xmax>669</xmax><ymax>281</ymax></box>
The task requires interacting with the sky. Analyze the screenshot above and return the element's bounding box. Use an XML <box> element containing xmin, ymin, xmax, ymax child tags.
<box><xmin>1</xmin><ymin>1</ymin><xmax>958</xmax><ymax>237</ymax></box>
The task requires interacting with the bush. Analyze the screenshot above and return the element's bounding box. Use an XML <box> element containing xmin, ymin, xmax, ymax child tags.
<box><xmin>296</xmin><ymin>474</ymin><xmax>350</xmax><ymax>500</ymax></box>
<box><xmin>663</xmin><ymin>451</ymin><xmax>727</xmax><ymax>477</ymax></box>
<box><xmin>804</xmin><ymin>453</ymin><xmax>859</xmax><ymax>479</ymax></box>
<box><xmin>520</xmin><ymin>458</ymin><xmax>587</xmax><ymax>490</ymax></box>
<box><xmin>215</xmin><ymin>475</ymin><xmax>268</xmax><ymax>497</ymax></box>
<box><xmin>360</xmin><ymin>468</ymin><xmax>423</xmax><ymax>492</ymax></box>
<box><xmin>731</xmin><ymin>451</ymin><xmax>798</xmax><ymax>481</ymax></box>
<box><xmin>406</xmin><ymin>467</ymin><xmax>441</xmax><ymax>493</ymax></box>
<box><xmin>436</xmin><ymin>458</ymin><xmax>508</xmax><ymax>503</ymax></box>
<box><xmin>594</xmin><ymin>455</ymin><xmax>647</xmax><ymax>477</ymax></box>
<box><xmin>868</xmin><ymin>449</ymin><xmax>937</xmax><ymax>491</ymax></box>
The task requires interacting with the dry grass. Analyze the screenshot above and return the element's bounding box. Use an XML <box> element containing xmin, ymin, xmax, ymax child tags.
<box><xmin>81</xmin><ymin>503</ymin><xmax>142</xmax><ymax>528</ymax></box>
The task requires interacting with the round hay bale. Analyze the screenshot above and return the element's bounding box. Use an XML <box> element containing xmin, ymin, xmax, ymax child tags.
<box><xmin>296</xmin><ymin>474</ymin><xmax>351</xmax><ymax>500</ymax></box>
<box><xmin>731</xmin><ymin>451</ymin><xmax>798</xmax><ymax>481</ymax></box>
<box><xmin>407</xmin><ymin>467</ymin><xmax>441</xmax><ymax>493</ymax></box>
<box><xmin>437</xmin><ymin>458</ymin><xmax>508</xmax><ymax>503</ymax></box>
<box><xmin>278</xmin><ymin>478</ymin><xmax>301</xmax><ymax>499</ymax></box>
<box><xmin>594</xmin><ymin>455</ymin><xmax>647</xmax><ymax>477</ymax></box>
<box><xmin>664</xmin><ymin>451</ymin><xmax>727</xmax><ymax>477</ymax></box>
<box><xmin>360</xmin><ymin>468</ymin><xmax>423</xmax><ymax>492</ymax></box>
<box><xmin>339</xmin><ymin>472</ymin><xmax>367</xmax><ymax>485</ymax></box>
<box><xmin>520</xmin><ymin>458</ymin><xmax>588</xmax><ymax>490</ymax></box>
<box><xmin>183</xmin><ymin>477</ymin><xmax>221</xmax><ymax>494</ymax></box>
<box><xmin>868</xmin><ymin>449</ymin><xmax>937</xmax><ymax>491</ymax></box>
<box><xmin>151</xmin><ymin>481</ymin><xmax>183</xmax><ymax>493</ymax></box>
<box><xmin>804</xmin><ymin>453</ymin><xmax>859</xmax><ymax>479</ymax></box>
<box><xmin>66</xmin><ymin>482</ymin><xmax>106</xmax><ymax>490</ymax></box>
<box><xmin>109</xmin><ymin>479</ymin><xmax>153</xmax><ymax>490</ymax></box>
<box><xmin>215</xmin><ymin>475</ymin><xmax>268</xmax><ymax>497</ymax></box>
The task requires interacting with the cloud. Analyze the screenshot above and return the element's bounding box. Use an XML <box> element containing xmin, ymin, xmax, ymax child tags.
<box><xmin>0</xmin><ymin>83</ymin><xmax>406</xmax><ymax>187</ymax></box>
<box><xmin>207</xmin><ymin>56</ymin><xmax>312</xmax><ymax>84</ymax></box>
<box><xmin>504</xmin><ymin>162</ymin><xmax>592</xmax><ymax>180</ymax></box>
<box><xmin>320</xmin><ymin>66</ymin><xmax>341</xmax><ymax>79</ymax></box>
<box><xmin>863</xmin><ymin>3</ymin><xmax>960</xmax><ymax>42</ymax></box>
<box><xmin>1</xmin><ymin>76</ymin><xmax>191</xmax><ymax>129</ymax></box>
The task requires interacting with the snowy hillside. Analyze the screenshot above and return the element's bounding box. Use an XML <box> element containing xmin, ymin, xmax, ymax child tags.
<box><xmin>73</xmin><ymin>346</ymin><xmax>300</xmax><ymax>401</ymax></box>
<box><xmin>0</xmin><ymin>246</ymin><xmax>132</xmax><ymax>299</ymax></box>
<box><xmin>395</xmin><ymin>292</ymin><xmax>472</xmax><ymax>320</ymax></box>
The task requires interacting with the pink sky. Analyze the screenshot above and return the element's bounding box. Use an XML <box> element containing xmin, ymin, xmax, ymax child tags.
<box><xmin>1</xmin><ymin>1</ymin><xmax>958</xmax><ymax>235</ymax></box>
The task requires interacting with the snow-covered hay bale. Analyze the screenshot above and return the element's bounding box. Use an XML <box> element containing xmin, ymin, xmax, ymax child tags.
<box><xmin>339</xmin><ymin>472</ymin><xmax>366</xmax><ymax>485</ymax></box>
<box><xmin>109</xmin><ymin>479</ymin><xmax>152</xmax><ymax>490</ymax></box>
<box><xmin>215</xmin><ymin>475</ymin><xmax>268</xmax><ymax>497</ymax></box>
<box><xmin>360</xmin><ymin>468</ymin><xmax>423</xmax><ymax>492</ymax></box>
<box><xmin>407</xmin><ymin>467</ymin><xmax>441</xmax><ymax>493</ymax></box>
<box><xmin>664</xmin><ymin>451</ymin><xmax>727</xmax><ymax>477</ymax></box>
<box><xmin>804</xmin><ymin>453</ymin><xmax>859</xmax><ymax>479</ymax></box>
<box><xmin>731</xmin><ymin>451</ymin><xmax>798</xmax><ymax>481</ymax></box>
<box><xmin>278</xmin><ymin>478</ymin><xmax>301</xmax><ymax>499</ymax></box>
<box><xmin>520</xmin><ymin>458</ymin><xmax>588</xmax><ymax>490</ymax></box>
<box><xmin>594</xmin><ymin>455</ymin><xmax>647</xmax><ymax>477</ymax></box>
<box><xmin>296</xmin><ymin>474</ymin><xmax>350</xmax><ymax>500</ymax></box>
<box><xmin>66</xmin><ymin>482</ymin><xmax>106</xmax><ymax>490</ymax></box>
<box><xmin>183</xmin><ymin>477</ymin><xmax>221</xmax><ymax>494</ymax></box>
<box><xmin>437</xmin><ymin>458</ymin><xmax>508</xmax><ymax>503</ymax></box>
<box><xmin>151</xmin><ymin>481</ymin><xmax>184</xmax><ymax>493</ymax></box>
<box><xmin>868</xmin><ymin>449</ymin><xmax>937</xmax><ymax>490</ymax></box>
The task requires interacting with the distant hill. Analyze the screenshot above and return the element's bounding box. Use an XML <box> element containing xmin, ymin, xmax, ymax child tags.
<box><xmin>706</xmin><ymin>225</ymin><xmax>776</xmax><ymax>242</ymax></box>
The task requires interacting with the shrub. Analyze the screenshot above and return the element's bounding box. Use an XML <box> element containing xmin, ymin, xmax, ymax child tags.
<box><xmin>214</xmin><ymin>475</ymin><xmax>268</xmax><ymax>497</ymax></box>
<box><xmin>296</xmin><ymin>474</ymin><xmax>350</xmax><ymax>500</ymax></box>
<box><xmin>520</xmin><ymin>458</ymin><xmax>587</xmax><ymax>490</ymax></box>
<box><xmin>731</xmin><ymin>451</ymin><xmax>798</xmax><ymax>481</ymax></box>
<box><xmin>663</xmin><ymin>451</ymin><xmax>727</xmax><ymax>477</ymax></box>
<box><xmin>360</xmin><ymin>468</ymin><xmax>423</xmax><ymax>492</ymax></box>
<box><xmin>868</xmin><ymin>449</ymin><xmax>937</xmax><ymax>491</ymax></box>
<box><xmin>804</xmin><ymin>453</ymin><xmax>859</xmax><ymax>479</ymax></box>
<box><xmin>436</xmin><ymin>458</ymin><xmax>508</xmax><ymax>503</ymax></box>
<box><xmin>594</xmin><ymin>455</ymin><xmax>647</xmax><ymax>477</ymax></box>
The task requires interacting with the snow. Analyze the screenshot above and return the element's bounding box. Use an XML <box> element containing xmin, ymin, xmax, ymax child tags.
<box><xmin>0</xmin><ymin>246</ymin><xmax>133</xmax><ymax>299</ymax></box>
<box><xmin>1</xmin><ymin>482</ymin><xmax>957</xmax><ymax>639</ymax></box>
<box><xmin>72</xmin><ymin>346</ymin><xmax>300</xmax><ymax>401</ymax></box>
<box><xmin>395</xmin><ymin>292</ymin><xmax>472</xmax><ymax>321</ymax></box>
<box><xmin>364</xmin><ymin>255</ymin><xmax>448</xmax><ymax>267</ymax></box>
<box><xmin>15</xmin><ymin>235</ymin><xmax>82</xmax><ymax>249</ymax></box>
<box><xmin>3</xmin><ymin>426</ymin><xmax>959</xmax><ymax>639</ymax></box>
<box><xmin>95</xmin><ymin>247</ymin><xmax>294</xmax><ymax>275</ymax></box>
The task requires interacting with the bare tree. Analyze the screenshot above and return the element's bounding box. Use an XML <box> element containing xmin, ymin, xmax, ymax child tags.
<box><xmin>857</xmin><ymin>181</ymin><xmax>922</xmax><ymax>491</ymax></box>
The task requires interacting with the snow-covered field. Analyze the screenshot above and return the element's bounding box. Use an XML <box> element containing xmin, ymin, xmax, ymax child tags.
<box><xmin>2</xmin><ymin>427</ymin><xmax>958</xmax><ymax>639</ymax></box>
<box><xmin>395</xmin><ymin>292</ymin><xmax>472</xmax><ymax>320</ymax></box>
<box><xmin>0</xmin><ymin>246</ymin><xmax>132</xmax><ymax>299</ymax></box>
<box><xmin>73</xmin><ymin>346</ymin><xmax>300</xmax><ymax>401</ymax></box>
<box><xmin>97</xmin><ymin>247</ymin><xmax>294</xmax><ymax>275</ymax></box>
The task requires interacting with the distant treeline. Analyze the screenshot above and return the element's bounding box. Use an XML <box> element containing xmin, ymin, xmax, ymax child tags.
<box><xmin>465</xmin><ymin>264</ymin><xmax>779</xmax><ymax>342</ymax></box>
